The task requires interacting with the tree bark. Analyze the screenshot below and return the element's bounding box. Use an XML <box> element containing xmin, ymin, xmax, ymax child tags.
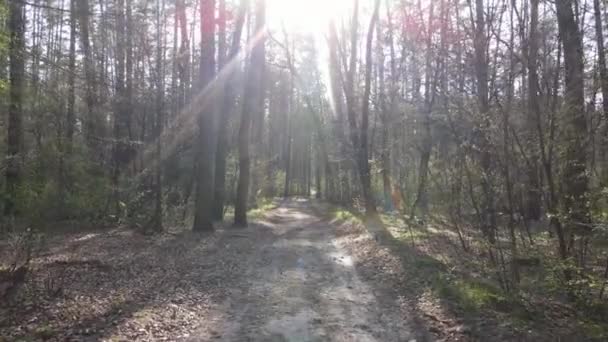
<box><xmin>5</xmin><ymin>0</ymin><xmax>25</xmax><ymax>216</ymax></box>
<box><xmin>76</xmin><ymin>0</ymin><xmax>99</xmax><ymax>149</ymax></box>
<box><xmin>412</xmin><ymin>0</ymin><xmax>435</xmax><ymax>218</ymax></box>
<box><xmin>359</xmin><ymin>0</ymin><xmax>381</xmax><ymax>215</ymax></box>
<box><xmin>176</xmin><ymin>0</ymin><xmax>190</xmax><ymax>108</ymax></box>
<box><xmin>213</xmin><ymin>0</ymin><xmax>247</xmax><ymax>220</ymax></box>
<box><xmin>593</xmin><ymin>0</ymin><xmax>608</xmax><ymax>181</ymax></box>
<box><xmin>235</xmin><ymin>0</ymin><xmax>266</xmax><ymax>227</ymax></box>
<box><xmin>376</xmin><ymin>12</ymin><xmax>391</xmax><ymax>210</ymax></box>
<box><xmin>151</xmin><ymin>0</ymin><xmax>165</xmax><ymax>231</ymax></box>
<box><xmin>473</xmin><ymin>0</ymin><xmax>496</xmax><ymax>244</ymax></box>
<box><xmin>283</xmin><ymin>65</ymin><xmax>294</xmax><ymax>198</ymax></box>
<box><xmin>112</xmin><ymin>0</ymin><xmax>127</xmax><ymax>215</ymax></box>
<box><xmin>525</xmin><ymin>0</ymin><xmax>542</xmax><ymax>221</ymax></box>
<box><xmin>67</xmin><ymin>0</ymin><xmax>76</xmax><ymax>152</ymax></box>
<box><xmin>193</xmin><ymin>0</ymin><xmax>217</xmax><ymax>232</ymax></box>
<box><xmin>328</xmin><ymin>21</ymin><xmax>348</xmax><ymax>204</ymax></box>
<box><xmin>555</xmin><ymin>0</ymin><xmax>590</xmax><ymax>262</ymax></box>
<box><xmin>126</xmin><ymin>0</ymin><xmax>134</xmax><ymax>143</ymax></box>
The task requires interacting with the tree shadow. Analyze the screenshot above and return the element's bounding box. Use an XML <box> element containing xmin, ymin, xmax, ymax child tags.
<box><xmin>1</xmin><ymin>221</ymin><xmax>281</xmax><ymax>341</ymax></box>
<box><xmin>347</xmin><ymin>212</ymin><xmax>589</xmax><ymax>341</ymax></box>
<box><xmin>199</xmin><ymin>208</ymin><xmax>432</xmax><ymax>341</ymax></box>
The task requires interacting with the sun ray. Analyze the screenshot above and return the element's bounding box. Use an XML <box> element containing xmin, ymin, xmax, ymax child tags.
<box><xmin>134</xmin><ymin>29</ymin><xmax>268</xmax><ymax>172</ymax></box>
<box><xmin>267</xmin><ymin>0</ymin><xmax>353</xmax><ymax>35</ymax></box>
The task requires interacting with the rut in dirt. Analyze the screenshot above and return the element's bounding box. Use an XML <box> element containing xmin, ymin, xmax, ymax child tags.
<box><xmin>190</xmin><ymin>199</ymin><xmax>426</xmax><ymax>342</ymax></box>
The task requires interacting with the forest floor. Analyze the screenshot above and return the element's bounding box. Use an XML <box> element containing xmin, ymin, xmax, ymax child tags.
<box><xmin>0</xmin><ymin>199</ymin><xmax>602</xmax><ymax>341</ymax></box>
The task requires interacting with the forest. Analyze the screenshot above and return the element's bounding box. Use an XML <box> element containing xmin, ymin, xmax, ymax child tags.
<box><xmin>1</xmin><ymin>0</ymin><xmax>608</xmax><ymax>340</ymax></box>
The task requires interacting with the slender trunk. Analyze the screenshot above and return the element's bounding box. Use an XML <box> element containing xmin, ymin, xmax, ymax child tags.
<box><xmin>113</xmin><ymin>0</ymin><xmax>127</xmax><ymax>215</ymax></box>
<box><xmin>126</xmin><ymin>0</ymin><xmax>134</xmax><ymax>142</ymax></box>
<box><xmin>474</xmin><ymin>0</ymin><xmax>496</xmax><ymax>244</ymax></box>
<box><xmin>328</xmin><ymin>21</ymin><xmax>348</xmax><ymax>204</ymax></box>
<box><xmin>376</xmin><ymin>14</ymin><xmax>391</xmax><ymax>210</ymax></box>
<box><xmin>176</xmin><ymin>0</ymin><xmax>190</xmax><ymax>107</ymax></box>
<box><xmin>284</xmin><ymin>68</ymin><xmax>294</xmax><ymax>198</ymax></box>
<box><xmin>193</xmin><ymin>0</ymin><xmax>217</xmax><ymax>232</ymax></box>
<box><xmin>359</xmin><ymin>0</ymin><xmax>381</xmax><ymax>215</ymax></box>
<box><xmin>218</xmin><ymin>0</ymin><xmax>227</xmax><ymax>69</ymax></box>
<box><xmin>213</xmin><ymin>0</ymin><xmax>247</xmax><ymax>220</ymax></box>
<box><xmin>151</xmin><ymin>0</ymin><xmax>165</xmax><ymax>231</ymax></box>
<box><xmin>525</xmin><ymin>0</ymin><xmax>542</xmax><ymax>221</ymax></box>
<box><xmin>5</xmin><ymin>0</ymin><xmax>25</xmax><ymax>216</ymax></box>
<box><xmin>67</xmin><ymin>0</ymin><xmax>76</xmax><ymax>152</ymax></box>
<box><xmin>235</xmin><ymin>0</ymin><xmax>266</xmax><ymax>227</ymax></box>
<box><xmin>316</xmin><ymin>146</ymin><xmax>322</xmax><ymax>199</ymax></box>
<box><xmin>412</xmin><ymin>1</ymin><xmax>435</xmax><ymax>218</ymax></box>
<box><xmin>76</xmin><ymin>0</ymin><xmax>99</xmax><ymax>149</ymax></box>
<box><xmin>593</xmin><ymin>0</ymin><xmax>608</xmax><ymax>181</ymax></box>
<box><xmin>555</xmin><ymin>0</ymin><xmax>591</xmax><ymax>263</ymax></box>
<box><xmin>283</xmin><ymin>98</ymin><xmax>293</xmax><ymax>197</ymax></box>
<box><xmin>345</xmin><ymin>0</ymin><xmax>360</xmax><ymax>153</ymax></box>
<box><xmin>505</xmin><ymin>0</ymin><xmax>519</xmax><ymax>288</ymax></box>
<box><xmin>170</xmin><ymin>3</ymin><xmax>179</xmax><ymax>119</ymax></box>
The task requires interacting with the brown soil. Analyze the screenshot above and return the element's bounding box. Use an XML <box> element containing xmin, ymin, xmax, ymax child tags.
<box><xmin>1</xmin><ymin>199</ymin><xmax>429</xmax><ymax>341</ymax></box>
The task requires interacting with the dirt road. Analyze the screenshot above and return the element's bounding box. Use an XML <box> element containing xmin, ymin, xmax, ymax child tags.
<box><xmin>189</xmin><ymin>199</ymin><xmax>425</xmax><ymax>341</ymax></box>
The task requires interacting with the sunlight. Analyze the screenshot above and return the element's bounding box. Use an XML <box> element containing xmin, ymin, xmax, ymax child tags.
<box><xmin>266</xmin><ymin>0</ymin><xmax>355</xmax><ymax>123</ymax></box>
<box><xmin>267</xmin><ymin>0</ymin><xmax>352</xmax><ymax>35</ymax></box>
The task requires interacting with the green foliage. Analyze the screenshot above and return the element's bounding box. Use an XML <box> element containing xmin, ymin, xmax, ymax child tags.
<box><xmin>580</xmin><ymin>321</ymin><xmax>608</xmax><ymax>340</ymax></box>
<box><xmin>0</xmin><ymin>1</ymin><xmax>9</xmax><ymax>63</ymax></box>
<box><xmin>220</xmin><ymin>198</ymin><xmax>277</xmax><ymax>223</ymax></box>
<box><xmin>33</xmin><ymin>325</ymin><xmax>55</xmax><ymax>340</ymax></box>
<box><xmin>435</xmin><ymin>276</ymin><xmax>507</xmax><ymax>313</ymax></box>
<box><xmin>248</xmin><ymin>198</ymin><xmax>278</xmax><ymax>220</ymax></box>
<box><xmin>330</xmin><ymin>208</ymin><xmax>362</xmax><ymax>224</ymax></box>
<box><xmin>273</xmin><ymin>170</ymin><xmax>287</xmax><ymax>195</ymax></box>
<box><xmin>0</xmin><ymin>141</ymin><xmax>113</xmax><ymax>228</ymax></box>
<box><xmin>590</xmin><ymin>185</ymin><xmax>608</xmax><ymax>223</ymax></box>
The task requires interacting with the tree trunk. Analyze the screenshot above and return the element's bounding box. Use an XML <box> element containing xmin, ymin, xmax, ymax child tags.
<box><xmin>555</xmin><ymin>0</ymin><xmax>591</xmax><ymax>263</ymax></box>
<box><xmin>213</xmin><ymin>0</ymin><xmax>247</xmax><ymax>220</ymax></box>
<box><xmin>67</xmin><ymin>0</ymin><xmax>76</xmax><ymax>152</ymax></box>
<box><xmin>359</xmin><ymin>0</ymin><xmax>381</xmax><ymax>215</ymax></box>
<box><xmin>412</xmin><ymin>1</ymin><xmax>435</xmax><ymax>218</ymax></box>
<box><xmin>76</xmin><ymin>0</ymin><xmax>99</xmax><ymax>149</ymax></box>
<box><xmin>5</xmin><ymin>0</ymin><xmax>25</xmax><ymax>216</ymax></box>
<box><xmin>193</xmin><ymin>0</ymin><xmax>217</xmax><ymax>232</ymax></box>
<box><xmin>283</xmin><ymin>92</ymin><xmax>293</xmax><ymax>197</ymax></box>
<box><xmin>328</xmin><ymin>21</ymin><xmax>347</xmax><ymax>204</ymax></box>
<box><xmin>376</xmin><ymin>14</ymin><xmax>391</xmax><ymax>210</ymax></box>
<box><xmin>345</xmin><ymin>0</ymin><xmax>360</xmax><ymax>155</ymax></box>
<box><xmin>217</xmin><ymin>0</ymin><xmax>227</xmax><ymax>69</ymax></box>
<box><xmin>151</xmin><ymin>0</ymin><xmax>165</xmax><ymax>231</ymax></box>
<box><xmin>473</xmin><ymin>0</ymin><xmax>496</xmax><ymax>244</ymax></box>
<box><xmin>235</xmin><ymin>0</ymin><xmax>266</xmax><ymax>227</ymax></box>
<box><xmin>126</xmin><ymin>0</ymin><xmax>134</xmax><ymax>143</ymax></box>
<box><xmin>593</xmin><ymin>0</ymin><xmax>608</xmax><ymax>182</ymax></box>
<box><xmin>505</xmin><ymin>0</ymin><xmax>520</xmax><ymax>288</ymax></box>
<box><xmin>112</xmin><ymin>0</ymin><xmax>127</xmax><ymax>215</ymax></box>
<box><xmin>525</xmin><ymin>0</ymin><xmax>542</xmax><ymax>221</ymax></box>
<box><xmin>176</xmin><ymin>0</ymin><xmax>190</xmax><ymax>108</ymax></box>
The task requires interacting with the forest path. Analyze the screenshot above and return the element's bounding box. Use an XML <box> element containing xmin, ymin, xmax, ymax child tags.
<box><xmin>189</xmin><ymin>199</ymin><xmax>419</xmax><ymax>341</ymax></box>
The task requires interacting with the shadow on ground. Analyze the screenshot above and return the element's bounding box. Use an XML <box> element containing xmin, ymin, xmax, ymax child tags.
<box><xmin>0</xmin><ymin>220</ymin><xmax>280</xmax><ymax>341</ymax></box>
<box><xmin>331</xmin><ymin>207</ymin><xmax>596</xmax><ymax>341</ymax></box>
<box><xmin>187</xmin><ymin>200</ymin><xmax>432</xmax><ymax>341</ymax></box>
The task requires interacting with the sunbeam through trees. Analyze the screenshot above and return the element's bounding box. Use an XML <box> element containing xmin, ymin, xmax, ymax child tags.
<box><xmin>1</xmin><ymin>0</ymin><xmax>608</xmax><ymax>340</ymax></box>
